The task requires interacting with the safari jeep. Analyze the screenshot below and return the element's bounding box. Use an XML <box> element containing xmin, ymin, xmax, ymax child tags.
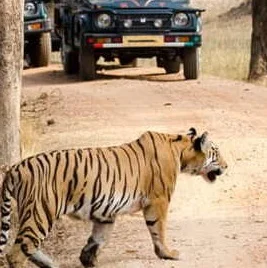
<box><xmin>24</xmin><ymin>0</ymin><xmax>52</xmax><ymax>67</ymax></box>
<box><xmin>54</xmin><ymin>0</ymin><xmax>204</xmax><ymax>80</ymax></box>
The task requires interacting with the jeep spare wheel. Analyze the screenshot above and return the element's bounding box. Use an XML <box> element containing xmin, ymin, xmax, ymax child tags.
<box><xmin>29</xmin><ymin>32</ymin><xmax>51</xmax><ymax>67</ymax></box>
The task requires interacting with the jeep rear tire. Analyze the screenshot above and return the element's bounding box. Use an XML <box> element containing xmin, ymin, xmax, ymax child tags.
<box><xmin>62</xmin><ymin>50</ymin><xmax>79</xmax><ymax>74</ymax></box>
<box><xmin>162</xmin><ymin>56</ymin><xmax>181</xmax><ymax>74</ymax></box>
<box><xmin>29</xmin><ymin>32</ymin><xmax>51</xmax><ymax>67</ymax></box>
<box><xmin>79</xmin><ymin>49</ymin><xmax>96</xmax><ymax>81</ymax></box>
<box><xmin>183</xmin><ymin>47</ymin><xmax>199</xmax><ymax>80</ymax></box>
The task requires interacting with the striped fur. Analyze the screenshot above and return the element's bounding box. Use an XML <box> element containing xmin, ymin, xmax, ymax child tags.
<box><xmin>0</xmin><ymin>129</ymin><xmax>227</xmax><ymax>267</ymax></box>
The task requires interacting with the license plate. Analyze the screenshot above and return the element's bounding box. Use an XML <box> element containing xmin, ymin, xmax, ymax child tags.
<box><xmin>123</xmin><ymin>35</ymin><xmax>164</xmax><ymax>47</ymax></box>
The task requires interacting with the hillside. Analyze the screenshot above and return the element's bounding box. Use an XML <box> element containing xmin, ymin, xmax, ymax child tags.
<box><xmin>192</xmin><ymin>0</ymin><xmax>250</xmax><ymax>19</ymax></box>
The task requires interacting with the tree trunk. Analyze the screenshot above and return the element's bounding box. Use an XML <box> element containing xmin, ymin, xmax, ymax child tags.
<box><xmin>248</xmin><ymin>0</ymin><xmax>267</xmax><ymax>83</ymax></box>
<box><xmin>0</xmin><ymin>0</ymin><xmax>24</xmax><ymax>166</ymax></box>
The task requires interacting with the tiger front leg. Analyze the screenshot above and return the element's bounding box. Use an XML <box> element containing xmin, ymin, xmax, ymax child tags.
<box><xmin>143</xmin><ymin>198</ymin><xmax>179</xmax><ymax>260</ymax></box>
<box><xmin>80</xmin><ymin>220</ymin><xmax>115</xmax><ymax>267</ymax></box>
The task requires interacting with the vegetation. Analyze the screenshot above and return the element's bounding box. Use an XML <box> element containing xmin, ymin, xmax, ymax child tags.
<box><xmin>201</xmin><ymin>17</ymin><xmax>251</xmax><ymax>81</ymax></box>
<box><xmin>20</xmin><ymin>119</ymin><xmax>41</xmax><ymax>159</ymax></box>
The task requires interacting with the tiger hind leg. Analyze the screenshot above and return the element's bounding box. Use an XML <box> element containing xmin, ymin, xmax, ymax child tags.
<box><xmin>143</xmin><ymin>198</ymin><xmax>179</xmax><ymax>260</ymax></box>
<box><xmin>80</xmin><ymin>220</ymin><xmax>114</xmax><ymax>267</ymax></box>
<box><xmin>6</xmin><ymin>243</ymin><xmax>28</xmax><ymax>268</ymax></box>
<box><xmin>7</xmin><ymin>235</ymin><xmax>57</xmax><ymax>268</ymax></box>
<box><xmin>29</xmin><ymin>250</ymin><xmax>58</xmax><ymax>268</ymax></box>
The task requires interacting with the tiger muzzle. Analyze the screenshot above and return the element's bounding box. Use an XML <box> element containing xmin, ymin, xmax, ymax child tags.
<box><xmin>207</xmin><ymin>168</ymin><xmax>223</xmax><ymax>182</ymax></box>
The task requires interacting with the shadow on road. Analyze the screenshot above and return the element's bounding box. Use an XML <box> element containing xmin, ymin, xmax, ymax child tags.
<box><xmin>23</xmin><ymin>64</ymin><xmax>185</xmax><ymax>87</ymax></box>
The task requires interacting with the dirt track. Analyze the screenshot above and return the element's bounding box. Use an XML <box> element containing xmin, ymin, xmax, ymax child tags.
<box><xmin>2</xmin><ymin>64</ymin><xmax>267</xmax><ymax>267</ymax></box>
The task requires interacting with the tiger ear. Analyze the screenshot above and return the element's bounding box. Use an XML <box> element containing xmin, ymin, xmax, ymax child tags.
<box><xmin>187</xmin><ymin>127</ymin><xmax>197</xmax><ymax>141</ymax></box>
<box><xmin>0</xmin><ymin>164</ymin><xmax>9</xmax><ymax>173</ymax></box>
<box><xmin>193</xmin><ymin>131</ymin><xmax>209</xmax><ymax>152</ymax></box>
<box><xmin>0</xmin><ymin>165</ymin><xmax>9</xmax><ymax>185</ymax></box>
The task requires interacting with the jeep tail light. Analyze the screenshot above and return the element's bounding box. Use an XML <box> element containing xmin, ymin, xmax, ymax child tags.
<box><xmin>86</xmin><ymin>37</ymin><xmax>122</xmax><ymax>48</ymax></box>
<box><xmin>179</xmin><ymin>36</ymin><xmax>190</xmax><ymax>42</ymax></box>
<box><xmin>112</xmin><ymin>37</ymin><xmax>123</xmax><ymax>43</ymax></box>
<box><xmin>164</xmin><ymin>36</ymin><xmax>190</xmax><ymax>43</ymax></box>
<box><xmin>86</xmin><ymin>38</ymin><xmax>95</xmax><ymax>44</ymax></box>
<box><xmin>164</xmin><ymin>36</ymin><xmax>175</xmax><ymax>42</ymax></box>
<box><xmin>28</xmin><ymin>23</ymin><xmax>42</xmax><ymax>30</ymax></box>
<box><xmin>86</xmin><ymin>37</ymin><xmax>122</xmax><ymax>44</ymax></box>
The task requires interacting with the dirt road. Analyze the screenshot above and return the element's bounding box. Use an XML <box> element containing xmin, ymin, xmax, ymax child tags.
<box><xmin>2</xmin><ymin>64</ymin><xmax>267</xmax><ymax>267</ymax></box>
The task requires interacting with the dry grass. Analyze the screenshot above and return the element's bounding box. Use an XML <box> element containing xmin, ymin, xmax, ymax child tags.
<box><xmin>20</xmin><ymin>119</ymin><xmax>42</xmax><ymax>159</ymax></box>
<box><xmin>201</xmin><ymin>16</ymin><xmax>252</xmax><ymax>81</ymax></box>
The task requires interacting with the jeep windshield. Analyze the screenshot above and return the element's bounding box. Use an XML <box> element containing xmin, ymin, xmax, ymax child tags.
<box><xmin>87</xmin><ymin>0</ymin><xmax>190</xmax><ymax>8</ymax></box>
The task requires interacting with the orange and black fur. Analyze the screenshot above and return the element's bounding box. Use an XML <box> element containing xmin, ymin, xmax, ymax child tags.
<box><xmin>0</xmin><ymin>128</ymin><xmax>227</xmax><ymax>267</ymax></box>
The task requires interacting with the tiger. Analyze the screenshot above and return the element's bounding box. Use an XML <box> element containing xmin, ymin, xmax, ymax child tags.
<box><xmin>0</xmin><ymin>128</ymin><xmax>227</xmax><ymax>268</ymax></box>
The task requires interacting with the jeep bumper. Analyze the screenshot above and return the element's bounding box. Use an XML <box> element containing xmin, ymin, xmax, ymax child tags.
<box><xmin>24</xmin><ymin>19</ymin><xmax>52</xmax><ymax>36</ymax></box>
<box><xmin>83</xmin><ymin>33</ymin><xmax>202</xmax><ymax>49</ymax></box>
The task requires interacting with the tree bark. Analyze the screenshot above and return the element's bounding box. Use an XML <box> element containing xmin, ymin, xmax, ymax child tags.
<box><xmin>0</xmin><ymin>0</ymin><xmax>24</xmax><ymax>165</ymax></box>
<box><xmin>248</xmin><ymin>0</ymin><xmax>267</xmax><ymax>82</ymax></box>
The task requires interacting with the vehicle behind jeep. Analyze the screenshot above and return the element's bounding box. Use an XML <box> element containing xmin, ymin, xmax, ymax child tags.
<box><xmin>24</xmin><ymin>0</ymin><xmax>52</xmax><ymax>67</ymax></box>
<box><xmin>55</xmin><ymin>0</ymin><xmax>204</xmax><ymax>80</ymax></box>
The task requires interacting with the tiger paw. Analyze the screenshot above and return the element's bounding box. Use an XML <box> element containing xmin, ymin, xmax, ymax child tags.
<box><xmin>79</xmin><ymin>240</ymin><xmax>99</xmax><ymax>267</ymax></box>
<box><xmin>155</xmin><ymin>245</ymin><xmax>179</xmax><ymax>260</ymax></box>
<box><xmin>80</xmin><ymin>253</ymin><xmax>97</xmax><ymax>268</ymax></box>
<box><xmin>169</xmin><ymin>249</ymin><xmax>179</xmax><ymax>260</ymax></box>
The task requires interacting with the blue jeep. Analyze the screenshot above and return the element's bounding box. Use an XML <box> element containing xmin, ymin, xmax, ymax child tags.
<box><xmin>24</xmin><ymin>0</ymin><xmax>53</xmax><ymax>67</ymax></box>
<box><xmin>55</xmin><ymin>0</ymin><xmax>204</xmax><ymax>80</ymax></box>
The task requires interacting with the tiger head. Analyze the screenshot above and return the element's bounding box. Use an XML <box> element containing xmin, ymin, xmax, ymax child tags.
<box><xmin>179</xmin><ymin>128</ymin><xmax>227</xmax><ymax>183</ymax></box>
